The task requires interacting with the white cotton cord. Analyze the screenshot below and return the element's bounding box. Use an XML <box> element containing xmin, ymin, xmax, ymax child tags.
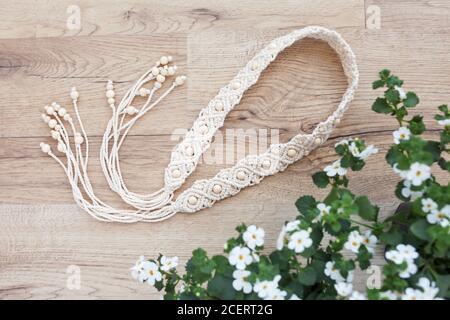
<box><xmin>39</xmin><ymin>55</ymin><xmax>186</xmax><ymax>222</ymax></box>
<box><xmin>99</xmin><ymin>62</ymin><xmax>182</xmax><ymax>211</ymax></box>
<box><xmin>39</xmin><ymin>26</ymin><xmax>359</xmax><ymax>222</ymax></box>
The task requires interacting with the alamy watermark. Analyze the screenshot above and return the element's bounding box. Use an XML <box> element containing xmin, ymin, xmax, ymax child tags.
<box><xmin>66</xmin><ymin>265</ymin><xmax>81</xmax><ymax>290</ymax></box>
<box><xmin>366</xmin><ymin>5</ymin><xmax>381</xmax><ymax>30</ymax></box>
<box><xmin>66</xmin><ymin>5</ymin><xmax>81</xmax><ymax>30</ymax></box>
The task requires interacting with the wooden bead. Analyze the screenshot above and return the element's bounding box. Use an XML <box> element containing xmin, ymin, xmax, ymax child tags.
<box><xmin>172</xmin><ymin>169</ymin><xmax>181</xmax><ymax>178</ymax></box>
<box><xmin>212</xmin><ymin>184</ymin><xmax>222</xmax><ymax>194</ymax></box>
<box><xmin>236</xmin><ymin>171</ymin><xmax>246</xmax><ymax>180</ymax></box>
<box><xmin>262</xmin><ymin>159</ymin><xmax>271</xmax><ymax>169</ymax></box>
<box><xmin>287</xmin><ymin>149</ymin><xmax>297</xmax><ymax>157</ymax></box>
<box><xmin>188</xmin><ymin>196</ymin><xmax>198</xmax><ymax>205</ymax></box>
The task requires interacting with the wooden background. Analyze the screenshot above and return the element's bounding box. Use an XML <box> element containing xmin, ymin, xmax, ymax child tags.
<box><xmin>0</xmin><ymin>0</ymin><xmax>449</xmax><ymax>299</ymax></box>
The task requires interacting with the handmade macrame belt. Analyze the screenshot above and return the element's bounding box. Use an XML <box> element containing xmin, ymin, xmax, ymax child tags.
<box><xmin>40</xmin><ymin>26</ymin><xmax>359</xmax><ymax>223</ymax></box>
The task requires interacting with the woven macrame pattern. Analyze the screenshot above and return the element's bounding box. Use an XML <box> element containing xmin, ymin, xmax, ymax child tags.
<box><xmin>165</xmin><ymin>26</ymin><xmax>359</xmax><ymax>214</ymax></box>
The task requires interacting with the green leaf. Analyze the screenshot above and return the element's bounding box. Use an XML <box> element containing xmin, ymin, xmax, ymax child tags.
<box><xmin>410</xmin><ymin>219</ymin><xmax>431</xmax><ymax>241</ymax></box>
<box><xmin>186</xmin><ymin>248</ymin><xmax>215</xmax><ymax>283</ymax></box>
<box><xmin>408</xmin><ymin>115</ymin><xmax>425</xmax><ymax>135</ymax></box>
<box><xmin>340</xmin><ymin>154</ymin><xmax>353</xmax><ymax>168</ymax></box>
<box><xmin>438</xmin><ymin>104</ymin><xmax>449</xmax><ymax>114</ymax></box>
<box><xmin>385</xmin><ymin>146</ymin><xmax>402</xmax><ymax>166</ymax></box>
<box><xmin>435</xmin><ymin>273</ymin><xmax>450</xmax><ymax>298</ymax></box>
<box><xmin>438</xmin><ymin>158</ymin><xmax>450</xmax><ymax>171</ymax></box>
<box><xmin>212</xmin><ymin>255</ymin><xmax>234</xmax><ymax>275</ymax></box>
<box><xmin>372</xmin><ymin>79</ymin><xmax>385</xmax><ymax>89</ymax></box>
<box><xmin>207</xmin><ymin>274</ymin><xmax>236</xmax><ymax>300</ymax></box>
<box><xmin>386</xmin><ymin>76</ymin><xmax>403</xmax><ymax>87</ymax></box>
<box><xmin>404</xmin><ymin>92</ymin><xmax>419</xmax><ymax>108</ymax></box>
<box><xmin>355</xmin><ymin>196</ymin><xmax>378</xmax><ymax>221</ymax></box>
<box><xmin>298</xmin><ymin>266</ymin><xmax>317</xmax><ymax>286</ymax></box>
<box><xmin>372</xmin><ymin>98</ymin><xmax>392</xmax><ymax>114</ymax></box>
<box><xmin>357</xmin><ymin>245</ymin><xmax>372</xmax><ymax>270</ymax></box>
<box><xmin>380</xmin><ymin>227</ymin><xmax>403</xmax><ymax>246</ymax></box>
<box><xmin>424</xmin><ymin>140</ymin><xmax>442</xmax><ymax>162</ymax></box>
<box><xmin>379</xmin><ymin>69</ymin><xmax>391</xmax><ymax>80</ymax></box>
<box><xmin>324</xmin><ymin>187</ymin><xmax>340</xmax><ymax>205</ymax></box>
<box><xmin>312</xmin><ymin>171</ymin><xmax>330</xmax><ymax>188</ymax></box>
<box><xmin>310</xmin><ymin>259</ymin><xmax>327</xmax><ymax>282</ymax></box>
<box><xmin>295</xmin><ymin>195</ymin><xmax>316</xmax><ymax>215</ymax></box>
<box><xmin>385</xmin><ymin>88</ymin><xmax>400</xmax><ymax>105</ymax></box>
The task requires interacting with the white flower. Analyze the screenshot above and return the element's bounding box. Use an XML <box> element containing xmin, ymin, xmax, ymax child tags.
<box><xmin>437</xmin><ymin>118</ymin><xmax>450</xmax><ymax>126</ymax></box>
<box><xmin>421</xmin><ymin>198</ymin><xmax>438</xmax><ymax>213</ymax></box>
<box><xmin>315</xmin><ymin>203</ymin><xmax>331</xmax><ymax>222</ymax></box>
<box><xmin>396</xmin><ymin>244</ymin><xmax>419</xmax><ymax>260</ymax></box>
<box><xmin>401</xmin><ymin>179</ymin><xmax>423</xmax><ymax>199</ymax></box>
<box><xmin>232</xmin><ymin>270</ymin><xmax>252</xmax><ymax>294</ymax></box>
<box><xmin>265</xmin><ymin>288</ymin><xmax>287</xmax><ymax>300</ymax></box>
<box><xmin>286</xmin><ymin>220</ymin><xmax>300</xmax><ymax>231</ymax></box>
<box><xmin>243</xmin><ymin>225</ymin><xmax>265</xmax><ymax>249</ymax></box>
<box><xmin>131</xmin><ymin>256</ymin><xmax>145</xmax><ymax>281</ymax></box>
<box><xmin>276</xmin><ymin>220</ymin><xmax>300</xmax><ymax>250</ymax></box>
<box><xmin>140</xmin><ymin>261</ymin><xmax>162</xmax><ymax>285</ymax></box>
<box><xmin>427</xmin><ymin>205</ymin><xmax>450</xmax><ymax>227</ymax></box>
<box><xmin>401</xmin><ymin>288</ymin><xmax>424</xmax><ymax>300</ymax></box>
<box><xmin>393</xmin><ymin>127</ymin><xmax>411</xmax><ymax>144</ymax></box>
<box><xmin>361</xmin><ymin>230</ymin><xmax>378</xmax><ymax>254</ymax></box>
<box><xmin>289</xmin><ymin>294</ymin><xmax>301</xmax><ymax>300</ymax></box>
<box><xmin>379</xmin><ymin>290</ymin><xmax>398</xmax><ymax>300</ymax></box>
<box><xmin>349</xmin><ymin>142</ymin><xmax>360</xmax><ymax>157</ymax></box>
<box><xmin>335</xmin><ymin>139</ymin><xmax>351</xmax><ymax>147</ymax></box>
<box><xmin>160</xmin><ymin>256</ymin><xmax>178</xmax><ymax>272</ymax></box>
<box><xmin>228</xmin><ymin>246</ymin><xmax>252</xmax><ymax>270</ymax></box>
<box><xmin>324</xmin><ymin>159</ymin><xmax>347</xmax><ymax>177</ymax></box>
<box><xmin>349</xmin><ymin>291</ymin><xmax>367</xmax><ymax>300</ymax></box>
<box><xmin>406</xmin><ymin>162</ymin><xmax>431</xmax><ymax>186</ymax></box>
<box><xmin>334</xmin><ymin>282</ymin><xmax>353</xmax><ymax>297</ymax></box>
<box><xmin>251</xmin><ymin>252</ymin><xmax>260</xmax><ymax>263</ymax></box>
<box><xmin>324</xmin><ymin>261</ymin><xmax>341</xmax><ymax>282</ymax></box>
<box><xmin>386</xmin><ymin>244</ymin><xmax>418</xmax><ymax>279</ymax></box>
<box><xmin>288</xmin><ymin>230</ymin><xmax>313</xmax><ymax>253</ymax></box>
<box><xmin>394</xmin><ymin>164</ymin><xmax>409</xmax><ymax>180</ymax></box>
<box><xmin>253</xmin><ymin>275</ymin><xmax>281</xmax><ymax>299</ymax></box>
<box><xmin>417</xmin><ymin>277</ymin><xmax>440</xmax><ymax>299</ymax></box>
<box><xmin>399</xmin><ymin>260</ymin><xmax>418</xmax><ymax>279</ymax></box>
<box><xmin>324</xmin><ymin>261</ymin><xmax>354</xmax><ymax>284</ymax></box>
<box><xmin>344</xmin><ymin>230</ymin><xmax>363</xmax><ymax>253</ymax></box>
<box><xmin>395</xmin><ymin>85</ymin><xmax>407</xmax><ymax>100</ymax></box>
<box><xmin>358</xmin><ymin>144</ymin><xmax>378</xmax><ymax>160</ymax></box>
<box><xmin>276</xmin><ymin>226</ymin><xmax>287</xmax><ymax>250</ymax></box>
<box><xmin>385</xmin><ymin>249</ymin><xmax>404</xmax><ymax>265</ymax></box>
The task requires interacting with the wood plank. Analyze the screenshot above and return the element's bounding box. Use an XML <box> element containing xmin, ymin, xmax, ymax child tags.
<box><xmin>0</xmin><ymin>0</ymin><xmax>365</xmax><ymax>39</ymax></box>
<box><xmin>366</xmin><ymin>0</ymin><xmax>450</xmax><ymax>30</ymax></box>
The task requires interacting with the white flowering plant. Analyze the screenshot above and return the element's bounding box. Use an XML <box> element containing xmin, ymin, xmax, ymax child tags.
<box><xmin>131</xmin><ymin>70</ymin><xmax>449</xmax><ymax>300</ymax></box>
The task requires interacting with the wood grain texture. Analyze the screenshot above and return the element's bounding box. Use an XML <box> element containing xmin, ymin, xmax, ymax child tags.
<box><xmin>0</xmin><ymin>0</ymin><xmax>449</xmax><ymax>299</ymax></box>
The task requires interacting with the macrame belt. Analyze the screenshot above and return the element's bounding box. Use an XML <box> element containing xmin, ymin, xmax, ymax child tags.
<box><xmin>41</xmin><ymin>26</ymin><xmax>359</xmax><ymax>223</ymax></box>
